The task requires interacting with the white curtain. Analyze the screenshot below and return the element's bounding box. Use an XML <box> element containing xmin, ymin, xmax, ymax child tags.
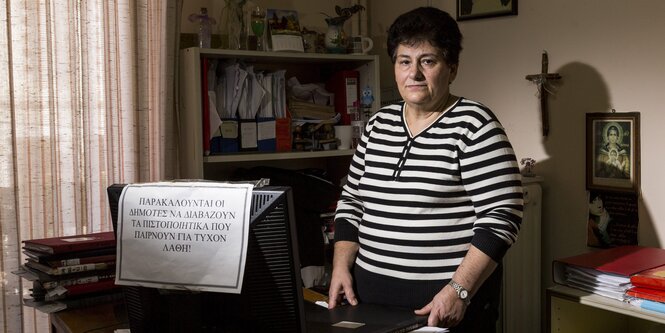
<box><xmin>0</xmin><ymin>0</ymin><xmax>181</xmax><ymax>331</ymax></box>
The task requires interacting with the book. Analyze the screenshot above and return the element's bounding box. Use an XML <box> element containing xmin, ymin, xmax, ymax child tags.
<box><xmin>37</xmin><ymin>271</ymin><xmax>116</xmax><ymax>290</ymax></box>
<box><xmin>22</xmin><ymin>231</ymin><xmax>116</xmax><ymax>255</ymax></box>
<box><xmin>20</xmin><ymin>264</ymin><xmax>116</xmax><ymax>283</ymax></box>
<box><xmin>59</xmin><ymin>290</ymin><xmax>124</xmax><ymax>311</ymax></box>
<box><xmin>25</xmin><ymin>259</ymin><xmax>115</xmax><ymax>276</ymax></box>
<box><xmin>23</xmin><ymin>246</ymin><xmax>116</xmax><ymax>262</ymax></box>
<box><xmin>26</xmin><ymin>253</ymin><xmax>116</xmax><ymax>268</ymax></box>
<box><xmin>553</xmin><ymin>246</ymin><xmax>665</xmax><ymax>300</ymax></box>
<box><xmin>630</xmin><ymin>264</ymin><xmax>665</xmax><ymax>290</ymax></box>
<box><xmin>628</xmin><ymin>298</ymin><xmax>665</xmax><ymax>314</ymax></box>
<box><xmin>626</xmin><ymin>286</ymin><xmax>665</xmax><ymax>303</ymax></box>
<box><xmin>32</xmin><ymin>279</ymin><xmax>119</xmax><ymax>302</ymax></box>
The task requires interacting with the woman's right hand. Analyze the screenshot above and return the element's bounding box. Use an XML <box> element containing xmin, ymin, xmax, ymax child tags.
<box><xmin>328</xmin><ymin>266</ymin><xmax>358</xmax><ymax>308</ymax></box>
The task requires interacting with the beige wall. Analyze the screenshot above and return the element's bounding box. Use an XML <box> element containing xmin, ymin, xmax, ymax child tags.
<box><xmin>184</xmin><ymin>0</ymin><xmax>665</xmax><ymax>294</ymax></box>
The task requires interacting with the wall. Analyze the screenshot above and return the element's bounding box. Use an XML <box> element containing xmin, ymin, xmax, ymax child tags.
<box><xmin>183</xmin><ymin>0</ymin><xmax>665</xmax><ymax>306</ymax></box>
<box><xmin>441</xmin><ymin>0</ymin><xmax>665</xmax><ymax>290</ymax></box>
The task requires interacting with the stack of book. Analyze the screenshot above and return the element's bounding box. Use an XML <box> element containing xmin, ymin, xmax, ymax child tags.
<box><xmin>626</xmin><ymin>264</ymin><xmax>665</xmax><ymax>312</ymax></box>
<box><xmin>17</xmin><ymin>231</ymin><xmax>122</xmax><ymax>312</ymax></box>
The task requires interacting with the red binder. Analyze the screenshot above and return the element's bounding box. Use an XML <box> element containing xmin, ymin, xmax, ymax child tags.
<box><xmin>201</xmin><ymin>57</ymin><xmax>211</xmax><ymax>155</ymax></box>
<box><xmin>553</xmin><ymin>245</ymin><xmax>665</xmax><ymax>284</ymax></box>
<box><xmin>326</xmin><ymin>70</ymin><xmax>359</xmax><ymax>125</ymax></box>
<box><xmin>631</xmin><ymin>264</ymin><xmax>665</xmax><ymax>290</ymax></box>
<box><xmin>23</xmin><ymin>231</ymin><xmax>116</xmax><ymax>255</ymax></box>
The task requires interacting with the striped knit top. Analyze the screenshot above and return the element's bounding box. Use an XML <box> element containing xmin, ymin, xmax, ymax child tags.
<box><xmin>334</xmin><ymin>98</ymin><xmax>523</xmax><ymax>283</ymax></box>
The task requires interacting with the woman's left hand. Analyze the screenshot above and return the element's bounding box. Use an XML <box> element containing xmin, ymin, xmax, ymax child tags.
<box><xmin>414</xmin><ymin>285</ymin><xmax>467</xmax><ymax>328</ymax></box>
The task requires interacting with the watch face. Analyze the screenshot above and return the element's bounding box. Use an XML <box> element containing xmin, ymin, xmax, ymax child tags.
<box><xmin>460</xmin><ymin>290</ymin><xmax>468</xmax><ymax>299</ymax></box>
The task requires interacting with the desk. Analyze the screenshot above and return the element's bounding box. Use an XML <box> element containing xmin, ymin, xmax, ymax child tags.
<box><xmin>547</xmin><ymin>285</ymin><xmax>665</xmax><ymax>333</ymax></box>
<box><xmin>50</xmin><ymin>301</ymin><xmax>128</xmax><ymax>333</ymax></box>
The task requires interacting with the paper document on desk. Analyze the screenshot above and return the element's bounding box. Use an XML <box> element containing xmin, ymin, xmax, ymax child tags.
<box><xmin>115</xmin><ymin>182</ymin><xmax>253</xmax><ymax>293</ymax></box>
<box><xmin>410</xmin><ymin>327</ymin><xmax>449</xmax><ymax>333</ymax></box>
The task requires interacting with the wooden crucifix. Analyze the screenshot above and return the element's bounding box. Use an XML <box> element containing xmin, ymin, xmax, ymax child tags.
<box><xmin>526</xmin><ymin>51</ymin><xmax>561</xmax><ymax>137</ymax></box>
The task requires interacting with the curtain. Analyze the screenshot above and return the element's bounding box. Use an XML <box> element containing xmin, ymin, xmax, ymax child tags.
<box><xmin>0</xmin><ymin>0</ymin><xmax>181</xmax><ymax>331</ymax></box>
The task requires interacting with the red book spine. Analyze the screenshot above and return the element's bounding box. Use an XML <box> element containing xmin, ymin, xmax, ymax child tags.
<box><xmin>201</xmin><ymin>57</ymin><xmax>211</xmax><ymax>155</ymax></box>
<box><xmin>64</xmin><ymin>279</ymin><xmax>119</xmax><ymax>296</ymax></box>
<box><xmin>626</xmin><ymin>287</ymin><xmax>665</xmax><ymax>303</ymax></box>
<box><xmin>41</xmin><ymin>272</ymin><xmax>116</xmax><ymax>289</ymax></box>
<box><xmin>631</xmin><ymin>274</ymin><xmax>665</xmax><ymax>290</ymax></box>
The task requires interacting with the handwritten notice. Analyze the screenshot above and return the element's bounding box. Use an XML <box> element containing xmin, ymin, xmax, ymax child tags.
<box><xmin>115</xmin><ymin>182</ymin><xmax>254</xmax><ymax>293</ymax></box>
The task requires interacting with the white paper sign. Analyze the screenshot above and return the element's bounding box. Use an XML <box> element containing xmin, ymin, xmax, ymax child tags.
<box><xmin>115</xmin><ymin>182</ymin><xmax>254</xmax><ymax>293</ymax></box>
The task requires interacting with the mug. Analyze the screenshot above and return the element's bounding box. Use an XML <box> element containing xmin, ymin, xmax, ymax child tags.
<box><xmin>351</xmin><ymin>36</ymin><xmax>373</xmax><ymax>55</ymax></box>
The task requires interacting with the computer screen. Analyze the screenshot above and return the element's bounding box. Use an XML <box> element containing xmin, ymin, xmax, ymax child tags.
<box><xmin>107</xmin><ymin>184</ymin><xmax>306</xmax><ymax>333</ymax></box>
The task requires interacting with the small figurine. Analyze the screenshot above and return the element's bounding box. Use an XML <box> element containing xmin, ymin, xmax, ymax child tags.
<box><xmin>520</xmin><ymin>157</ymin><xmax>536</xmax><ymax>177</ymax></box>
<box><xmin>360</xmin><ymin>85</ymin><xmax>374</xmax><ymax>107</ymax></box>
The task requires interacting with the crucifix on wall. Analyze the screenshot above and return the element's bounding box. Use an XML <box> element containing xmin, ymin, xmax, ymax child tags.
<box><xmin>526</xmin><ymin>51</ymin><xmax>561</xmax><ymax>137</ymax></box>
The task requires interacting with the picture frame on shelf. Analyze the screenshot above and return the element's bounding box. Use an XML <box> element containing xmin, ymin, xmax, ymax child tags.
<box><xmin>586</xmin><ymin>112</ymin><xmax>640</xmax><ymax>193</ymax></box>
<box><xmin>267</xmin><ymin>8</ymin><xmax>304</xmax><ymax>52</ymax></box>
<box><xmin>457</xmin><ymin>0</ymin><xmax>518</xmax><ymax>21</ymax></box>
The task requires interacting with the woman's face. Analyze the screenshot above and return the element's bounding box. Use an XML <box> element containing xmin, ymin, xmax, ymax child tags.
<box><xmin>394</xmin><ymin>41</ymin><xmax>457</xmax><ymax>111</ymax></box>
<box><xmin>608</xmin><ymin>128</ymin><xmax>619</xmax><ymax>144</ymax></box>
<box><xmin>589</xmin><ymin>196</ymin><xmax>604</xmax><ymax>216</ymax></box>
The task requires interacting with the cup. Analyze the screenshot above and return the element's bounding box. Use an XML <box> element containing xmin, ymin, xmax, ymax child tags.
<box><xmin>334</xmin><ymin>125</ymin><xmax>353</xmax><ymax>150</ymax></box>
<box><xmin>350</xmin><ymin>36</ymin><xmax>373</xmax><ymax>55</ymax></box>
<box><xmin>303</xmin><ymin>32</ymin><xmax>317</xmax><ymax>53</ymax></box>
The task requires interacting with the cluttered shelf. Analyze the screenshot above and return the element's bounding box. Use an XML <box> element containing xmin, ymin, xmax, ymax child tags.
<box><xmin>204</xmin><ymin>148</ymin><xmax>354</xmax><ymax>163</ymax></box>
<box><xmin>179</xmin><ymin>47</ymin><xmax>380</xmax><ymax>180</ymax></box>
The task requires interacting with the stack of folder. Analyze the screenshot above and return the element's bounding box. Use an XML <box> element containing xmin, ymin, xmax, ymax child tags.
<box><xmin>626</xmin><ymin>264</ymin><xmax>665</xmax><ymax>312</ymax></box>
<box><xmin>15</xmin><ymin>231</ymin><xmax>123</xmax><ymax>313</ymax></box>
<box><xmin>553</xmin><ymin>246</ymin><xmax>665</xmax><ymax>304</ymax></box>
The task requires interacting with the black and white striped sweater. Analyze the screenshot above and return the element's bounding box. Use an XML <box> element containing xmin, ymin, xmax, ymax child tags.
<box><xmin>334</xmin><ymin>98</ymin><xmax>523</xmax><ymax>285</ymax></box>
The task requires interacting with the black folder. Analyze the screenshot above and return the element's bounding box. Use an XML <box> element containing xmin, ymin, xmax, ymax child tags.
<box><xmin>305</xmin><ymin>301</ymin><xmax>428</xmax><ymax>333</ymax></box>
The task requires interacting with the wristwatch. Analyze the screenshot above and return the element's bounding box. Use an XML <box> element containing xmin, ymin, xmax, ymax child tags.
<box><xmin>448</xmin><ymin>279</ymin><xmax>471</xmax><ymax>305</ymax></box>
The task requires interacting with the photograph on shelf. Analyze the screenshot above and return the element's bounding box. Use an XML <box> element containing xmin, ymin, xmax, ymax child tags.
<box><xmin>586</xmin><ymin>112</ymin><xmax>640</xmax><ymax>192</ymax></box>
<box><xmin>267</xmin><ymin>9</ymin><xmax>304</xmax><ymax>52</ymax></box>
<box><xmin>457</xmin><ymin>0</ymin><xmax>518</xmax><ymax>21</ymax></box>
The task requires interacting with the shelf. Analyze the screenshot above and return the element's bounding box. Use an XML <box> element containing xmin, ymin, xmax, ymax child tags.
<box><xmin>196</xmin><ymin>48</ymin><xmax>377</xmax><ymax>64</ymax></box>
<box><xmin>547</xmin><ymin>285</ymin><xmax>665</xmax><ymax>324</ymax></box>
<box><xmin>204</xmin><ymin>149</ymin><xmax>355</xmax><ymax>163</ymax></box>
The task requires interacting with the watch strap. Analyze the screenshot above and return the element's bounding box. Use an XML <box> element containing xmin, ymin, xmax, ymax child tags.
<box><xmin>448</xmin><ymin>279</ymin><xmax>471</xmax><ymax>305</ymax></box>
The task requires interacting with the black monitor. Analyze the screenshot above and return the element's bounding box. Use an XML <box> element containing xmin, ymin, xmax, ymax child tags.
<box><xmin>107</xmin><ymin>184</ymin><xmax>306</xmax><ymax>333</ymax></box>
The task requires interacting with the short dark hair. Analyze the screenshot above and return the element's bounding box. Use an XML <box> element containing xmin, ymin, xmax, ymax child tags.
<box><xmin>386</xmin><ymin>7</ymin><xmax>462</xmax><ymax>65</ymax></box>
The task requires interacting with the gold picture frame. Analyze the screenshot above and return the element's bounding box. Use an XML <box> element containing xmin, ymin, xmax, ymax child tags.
<box><xmin>586</xmin><ymin>112</ymin><xmax>640</xmax><ymax>193</ymax></box>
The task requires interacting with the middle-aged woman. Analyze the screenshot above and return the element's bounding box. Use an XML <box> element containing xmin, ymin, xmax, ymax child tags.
<box><xmin>327</xmin><ymin>7</ymin><xmax>524</xmax><ymax>332</ymax></box>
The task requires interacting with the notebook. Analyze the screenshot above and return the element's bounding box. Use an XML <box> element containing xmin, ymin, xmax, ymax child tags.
<box><xmin>304</xmin><ymin>301</ymin><xmax>428</xmax><ymax>333</ymax></box>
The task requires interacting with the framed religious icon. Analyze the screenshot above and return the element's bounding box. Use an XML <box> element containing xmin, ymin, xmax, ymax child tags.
<box><xmin>457</xmin><ymin>0</ymin><xmax>518</xmax><ymax>21</ymax></box>
<box><xmin>586</xmin><ymin>112</ymin><xmax>640</xmax><ymax>192</ymax></box>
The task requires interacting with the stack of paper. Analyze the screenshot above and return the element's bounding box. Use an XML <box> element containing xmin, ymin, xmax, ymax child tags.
<box><xmin>564</xmin><ymin>265</ymin><xmax>631</xmax><ymax>300</ymax></box>
<box><xmin>288</xmin><ymin>97</ymin><xmax>336</xmax><ymax>120</ymax></box>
